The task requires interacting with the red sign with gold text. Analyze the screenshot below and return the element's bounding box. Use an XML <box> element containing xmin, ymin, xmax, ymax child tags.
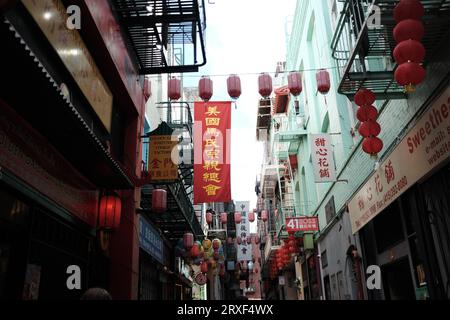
<box><xmin>194</xmin><ymin>102</ymin><xmax>231</xmax><ymax>204</ymax></box>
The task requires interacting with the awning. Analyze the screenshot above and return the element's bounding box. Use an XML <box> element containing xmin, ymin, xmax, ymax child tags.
<box><xmin>273</xmin><ymin>86</ymin><xmax>290</xmax><ymax>114</ymax></box>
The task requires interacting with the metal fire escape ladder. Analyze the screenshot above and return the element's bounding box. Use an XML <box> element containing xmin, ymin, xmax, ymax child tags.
<box><xmin>275</xmin><ymin>151</ymin><xmax>295</xmax><ymax>237</ymax></box>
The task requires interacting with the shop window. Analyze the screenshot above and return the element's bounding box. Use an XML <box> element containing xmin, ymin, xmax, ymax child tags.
<box><xmin>0</xmin><ymin>188</ymin><xmax>29</xmax><ymax>225</ymax></box>
<box><xmin>321</xmin><ymin>250</ymin><xmax>328</xmax><ymax>268</ymax></box>
<box><xmin>373</xmin><ymin>201</ymin><xmax>405</xmax><ymax>253</ymax></box>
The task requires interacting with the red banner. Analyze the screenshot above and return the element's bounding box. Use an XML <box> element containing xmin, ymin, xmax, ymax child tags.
<box><xmin>194</xmin><ymin>102</ymin><xmax>231</xmax><ymax>204</ymax></box>
<box><xmin>285</xmin><ymin>217</ymin><xmax>319</xmax><ymax>232</ymax></box>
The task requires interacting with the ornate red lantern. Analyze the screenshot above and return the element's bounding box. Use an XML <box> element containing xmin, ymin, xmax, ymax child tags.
<box><xmin>234</xmin><ymin>212</ymin><xmax>242</xmax><ymax>224</ymax></box>
<box><xmin>206</xmin><ymin>211</ymin><xmax>213</xmax><ymax>224</ymax></box>
<box><xmin>362</xmin><ymin>137</ymin><xmax>384</xmax><ymax>156</ymax></box>
<box><xmin>183</xmin><ymin>232</ymin><xmax>194</xmax><ymax>250</ymax></box>
<box><xmin>393</xmin><ymin>40</ymin><xmax>425</xmax><ymax>65</ymax></box>
<box><xmin>394</xmin><ymin>0</ymin><xmax>424</xmax><ymax>23</ymax></box>
<box><xmin>220</xmin><ymin>212</ymin><xmax>228</xmax><ymax>224</ymax></box>
<box><xmin>258</xmin><ymin>73</ymin><xmax>273</xmax><ymax>98</ymax></box>
<box><xmin>248</xmin><ymin>211</ymin><xmax>255</xmax><ymax>223</ymax></box>
<box><xmin>168</xmin><ymin>77</ymin><xmax>181</xmax><ymax>100</ymax></box>
<box><xmin>394</xmin><ymin>62</ymin><xmax>426</xmax><ymax>93</ymax></box>
<box><xmin>199</xmin><ymin>76</ymin><xmax>213</xmax><ymax>101</ymax></box>
<box><xmin>99</xmin><ymin>193</ymin><xmax>122</xmax><ymax>229</ymax></box>
<box><xmin>152</xmin><ymin>189</ymin><xmax>167</xmax><ymax>213</ymax></box>
<box><xmin>316</xmin><ymin>69</ymin><xmax>331</xmax><ymax>94</ymax></box>
<box><xmin>358</xmin><ymin>121</ymin><xmax>381</xmax><ymax>138</ymax></box>
<box><xmin>288</xmin><ymin>72</ymin><xmax>302</xmax><ymax>96</ymax></box>
<box><xmin>201</xmin><ymin>261</ymin><xmax>209</xmax><ymax>274</ymax></box>
<box><xmin>144</xmin><ymin>78</ymin><xmax>152</xmax><ymax>101</ymax></box>
<box><xmin>356</xmin><ymin>105</ymin><xmax>378</xmax><ymax>122</ymax></box>
<box><xmin>261</xmin><ymin>210</ymin><xmax>268</xmax><ymax>222</ymax></box>
<box><xmin>354</xmin><ymin>88</ymin><xmax>376</xmax><ymax>107</ymax></box>
<box><xmin>227</xmin><ymin>74</ymin><xmax>241</xmax><ymax>99</ymax></box>
<box><xmin>393</xmin><ymin>19</ymin><xmax>424</xmax><ymax>43</ymax></box>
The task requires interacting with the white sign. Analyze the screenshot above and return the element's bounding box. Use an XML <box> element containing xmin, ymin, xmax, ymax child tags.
<box><xmin>349</xmin><ymin>86</ymin><xmax>450</xmax><ymax>234</ymax></box>
<box><xmin>311</xmin><ymin>134</ymin><xmax>337</xmax><ymax>183</ymax></box>
<box><xmin>235</xmin><ymin>201</ymin><xmax>252</xmax><ymax>261</ymax></box>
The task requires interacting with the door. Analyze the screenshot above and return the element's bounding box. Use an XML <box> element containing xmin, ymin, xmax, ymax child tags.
<box><xmin>381</xmin><ymin>258</ymin><xmax>416</xmax><ymax>300</ymax></box>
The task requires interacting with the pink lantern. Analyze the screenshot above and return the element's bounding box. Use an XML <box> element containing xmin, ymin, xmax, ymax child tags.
<box><xmin>237</xmin><ymin>237</ymin><xmax>242</xmax><ymax>245</ymax></box>
<box><xmin>248</xmin><ymin>211</ymin><xmax>255</xmax><ymax>223</ymax></box>
<box><xmin>220</xmin><ymin>212</ymin><xmax>228</xmax><ymax>224</ymax></box>
<box><xmin>261</xmin><ymin>210</ymin><xmax>268</xmax><ymax>222</ymax></box>
<box><xmin>288</xmin><ymin>72</ymin><xmax>302</xmax><ymax>96</ymax></box>
<box><xmin>234</xmin><ymin>212</ymin><xmax>242</xmax><ymax>224</ymax></box>
<box><xmin>258</xmin><ymin>73</ymin><xmax>273</xmax><ymax>98</ymax></box>
<box><xmin>316</xmin><ymin>69</ymin><xmax>331</xmax><ymax>94</ymax></box>
<box><xmin>152</xmin><ymin>189</ymin><xmax>167</xmax><ymax>213</ymax></box>
<box><xmin>206</xmin><ymin>211</ymin><xmax>213</xmax><ymax>224</ymax></box>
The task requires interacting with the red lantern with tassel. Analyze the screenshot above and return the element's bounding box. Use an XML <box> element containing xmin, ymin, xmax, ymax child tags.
<box><xmin>393</xmin><ymin>19</ymin><xmax>424</xmax><ymax>43</ymax></box>
<box><xmin>354</xmin><ymin>88</ymin><xmax>376</xmax><ymax>107</ymax></box>
<box><xmin>227</xmin><ymin>74</ymin><xmax>241</xmax><ymax>99</ymax></box>
<box><xmin>99</xmin><ymin>193</ymin><xmax>122</xmax><ymax>229</ymax></box>
<box><xmin>362</xmin><ymin>137</ymin><xmax>384</xmax><ymax>156</ymax></box>
<box><xmin>234</xmin><ymin>212</ymin><xmax>242</xmax><ymax>224</ymax></box>
<box><xmin>206</xmin><ymin>211</ymin><xmax>213</xmax><ymax>224</ymax></box>
<box><xmin>220</xmin><ymin>212</ymin><xmax>228</xmax><ymax>224</ymax></box>
<box><xmin>356</xmin><ymin>105</ymin><xmax>378</xmax><ymax>122</ymax></box>
<box><xmin>393</xmin><ymin>39</ymin><xmax>425</xmax><ymax>64</ymax></box>
<box><xmin>394</xmin><ymin>62</ymin><xmax>426</xmax><ymax>92</ymax></box>
<box><xmin>358</xmin><ymin>121</ymin><xmax>381</xmax><ymax>138</ymax></box>
<box><xmin>199</xmin><ymin>76</ymin><xmax>213</xmax><ymax>101</ymax></box>
<box><xmin>248</xmin><ymin>211</ymin><xmax>255</xmax><ymax>223</ymax></box>
<box><xmin>288</xmin><ymin>72</ymin><xmax>302</xmax><ymax>96</ymax></box>
<box><xmin>258</xmin><ymin>73</ymin><xmax>273</xmax><ymax>98</ymax></box>
<box><xmin>316</xmin><ymin>70</ymin><xmax>331</xmax><ymax>94</ymax></box>
<box><xmin>394</xmin><ymin>0</ymin><xmax>424</xmax><ymax>23</ymax></box>
<box><xmin>261</xmin><ymin>210</ymin><xmax>268</xmax><ymax>222</ymax></box>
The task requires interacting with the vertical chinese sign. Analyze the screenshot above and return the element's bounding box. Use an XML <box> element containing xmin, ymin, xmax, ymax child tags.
<box><xmin>148</xmin><ymin>135</ymin><xmax>178</xmax><ymax>181</ymax></box>
<box><xmin>194</xmin><ymin>102</ymin><xmax>231</xmax><ymax>204</ymax></box>
<box><xmin>235</xmin><ymin>201</ymin><xmax>252</xmax><ymax>262</ymax></box>
<box><xmin>311</xmin><ymin>134</ymin><xmax>337</xmax><ymax>183</ymax></box>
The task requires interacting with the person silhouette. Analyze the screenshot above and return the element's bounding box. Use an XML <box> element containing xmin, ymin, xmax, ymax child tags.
<box><xmin>80</xmin><ymin>287</ymin><xmax>112</xmax><ymax>300</ymax></box>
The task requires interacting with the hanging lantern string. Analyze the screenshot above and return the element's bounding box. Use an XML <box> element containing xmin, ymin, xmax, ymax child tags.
<box><xmin>146</xmin><ymin>66</ymin><xmax>340</xmax><ymax>79</ymax></box>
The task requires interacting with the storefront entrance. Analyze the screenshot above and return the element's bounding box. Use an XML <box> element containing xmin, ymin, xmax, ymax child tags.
<box><xmin>381</xmin><ymin>258</ymin><xmax>415</xmax><ymax>300</ymax></box>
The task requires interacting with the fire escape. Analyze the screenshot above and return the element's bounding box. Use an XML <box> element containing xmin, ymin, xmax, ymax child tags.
<box><xmin>111</xmin><ymin>0</ymin><xmax>207</xmax><ymax>74</ymax></box>
<box><xmin>331</xmin><ymin>0</ymin><xmax>450</xmax><ymax>101</ymax></box>
<box><xmin>140</xmin><ymin>102</ymin><xmax>203</xmax><ymax>240</ymax></box>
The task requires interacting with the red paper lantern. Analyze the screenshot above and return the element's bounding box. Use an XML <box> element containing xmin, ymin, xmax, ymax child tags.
<box><xmin>227</xmin><ymin>74</ymin><xmax>241</xmax><ymax>99</ymax></box>
<box><xmin>248</xmin><ymin>211</ymin><xmax>255</xmax><ymax>223</ymax></box>
<box><xmin>206</xmin><ymin>211</ymin><xmax>213</xmax><ymax>224</ymax></box>
<box><xmin>358</xmin><ymin>121</ymin><xmax>381</xmax><ymax>138</ymax></box>
<box><xmin>362</xmin><ymin>137</ymin><xmax>384</xmax><ymax>155</ymax></box>
<box><xmin>394</xmin><ymin>62</ymin><xmax>426</xmax><ymax>91</ymax></box>
<box><xmin>168</xmin><ymin>77</ymin><xmax>181</xmax><ymax>100</ymax></box>
<box><xmin>354</xmin><ymin>88</ymin><xmax>376</xmax><ymax>107</ymax></box>
<box><xmin>199</xmin><ymin>76</ymin><xmax>213</xmax><ymax>101</ymax></box>
<box><xmin>316</xmin><ymin>69</ymin><xmax>331</xmax><ymax>94</ymax></box>
<box><xmin>190</xmin><ymin>245</ymin><xmax>200</xmax><ymax>258</ymax></box>
<box><xmin>99</xmin><ymin>193</ymin><xmax>122</xmax><ymax>229</ymax></box>
<box><xmin>393</xmin><ymin>40</ymin><xmax>425</xmax><ymax>64</ymax></box>
<box><xmin>220</xmin><ymin>212</ymin><xmax>228</xmax><ymax>224</ymax></box>
<box><xmin>393</xmin><ymin>19</ymin><xmax>425</xmax><ymax>43</ymax></box>
<box><xmin>258</xmin><ymin>73</ymin><xmax>273</xmax><ymax>98</ymax></box>
<box><xmin>144</xmin><ymin>78</ymin><xmax>152</xmax><ymax>101</ymax></box>
<box><xmin>183</xmin><ymin>232</ymin><xmax>194</xmax><ymax>250</ymax></box>
<box><xmin>237</xmin><ymin>237</ymin><xmax>242</xmax><ymax>245</ymax></box>
<box><xmin>152</xmin><ymin>189</ymin><xmax>167</xmax><ymax>213</ymax></box>
<box><xmin>261</xmin><ymin>210</ymin><xmax>268</xmax><ymax>222</ymax></box>
<box><xmin>247</xmin><ymin>236</ymin><xmax>252</xmax><ymax>244</ymax></box>
<box><xmin>234</xmin><ymin>212</ymin><xmax>242</xmax><ymax>224</ymax></box>
<box><xmin>288</xmin><ymin>72</ymin><xmax>302</xmax><ymax>96</ymax></box>
<box><xmin>357</xmin><ymin>105</ymin><xmax>378</xmax><ymax>122</ymax></box>
<box><xmin>201</xmin><ymin>261</ymin><xmax>209</xmax><ymax>273</ymax></box>
<box><xmin>394</xmin><ymin>0</ymin><xmax>424</xmax><ymax>23</ymax></box>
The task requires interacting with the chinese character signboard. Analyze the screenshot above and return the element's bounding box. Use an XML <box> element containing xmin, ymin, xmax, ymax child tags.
<box><xmin>349</xmin><ymin>85</ymin><xmax>450</xmax><ymax>234</ymax></box>
<box><xmin>285</xmin><ymin>217</ymin><xmax>319</xmax><ymax>232</ymax></box>
<box><xmin>139</xmin><ymin>216</ymin><xmax>164</xmax><ymax>264</ymax></box>
<box><xmin>194</xmin><ymin>102</ymin><xmax>232</xmax><ymax>204</ymax></box>
<box><xmin>235</xmin><ymin>201</ymin><xmax>252</xmax><ymax>261</ymax></box>
<box><xmin>148</xmin><ymin>135</ymin><xmax>178</xmax><ymax>181</ymax></box>
<box><xmin>311</xmin><ymin>134</ymin><xmax>336</xmax><ymax>183</ymax></box>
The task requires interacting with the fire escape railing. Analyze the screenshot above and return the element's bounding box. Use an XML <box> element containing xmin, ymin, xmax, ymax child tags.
<box><xmin>331</xmin><ymin>0</ymin><xmax>450</xmax><ymax>101</ymax></box>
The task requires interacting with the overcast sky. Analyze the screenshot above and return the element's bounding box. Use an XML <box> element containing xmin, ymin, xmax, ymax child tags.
<box><xmin>185</xmin><ymin>0</ymin><xmax>297</xmax><ymax>209</ymax></box>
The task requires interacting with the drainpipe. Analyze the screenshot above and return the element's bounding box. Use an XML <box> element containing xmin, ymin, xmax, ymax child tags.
<box><xmin>317</xmin><ymin>242</ymin><xmax>326</xmax><ymax>300</ymax></box>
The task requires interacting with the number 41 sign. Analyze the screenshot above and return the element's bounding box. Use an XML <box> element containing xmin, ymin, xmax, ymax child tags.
<box><xmin>285</xmin><ymin>217</ymin><xmax>319</xmax><ymax>232</ymax></box>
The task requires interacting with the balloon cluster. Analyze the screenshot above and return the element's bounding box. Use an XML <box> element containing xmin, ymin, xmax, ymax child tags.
<box><xmin>175</xmin><ymin>237</ymin><xmax>226</xmax><ymax>276</ymax></box>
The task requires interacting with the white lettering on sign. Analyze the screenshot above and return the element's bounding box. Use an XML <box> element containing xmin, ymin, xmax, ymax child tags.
<box><xmin>349</xmin><ymin>86</ymin><xmax>450</xmax><ymax>233</ymax></box>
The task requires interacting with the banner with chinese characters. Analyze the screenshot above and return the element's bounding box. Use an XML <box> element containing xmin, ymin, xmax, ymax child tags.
<box><xmin>349</xmin><ymin>85</ymin><xmax>450</xmax><ymax>234</ymax></box>
<box><xmin>194</xmin><ymin>102</ymin><xmax>231</xmax><ymax>204</ymax></box>
<box><xmin>285</xmin><ymin>216</ymin><xmax>319</xmax><ymax>232</ymax></box>
<box><xmin>148</xmin><ymin>135</ymin><xmax>178</xmax><ymax>182</ymax></box>
<box><xmin>235</xmin><ymin>201</ymin><xmax>252</xmax><ymax>262</ymax></box>
<box><xmin>311</xmin><ymin>134</ymin><xmax>337</xmax><ymax>183</ymax></box>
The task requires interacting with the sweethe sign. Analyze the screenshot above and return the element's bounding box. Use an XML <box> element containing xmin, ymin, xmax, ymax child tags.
<box><xmin>349</xmin><ymin>86</ymin><xmax>450</xmax><ymax>234</ymax></box>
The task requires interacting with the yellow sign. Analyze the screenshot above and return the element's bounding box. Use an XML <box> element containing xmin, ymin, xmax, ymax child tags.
<box><xmin>349</xmin><ymin>86</ymin><xmax>450</xmax><ymax>233</ymax></box>
<box><xmin>22</xmin><ymin>0</ymin><xmax>113</xmax><ymax>132</ymax></box>
<box><xmin>148</xmin><ymin>135</ymin><xmax>178</xmax><ymax>181</ymax></box>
